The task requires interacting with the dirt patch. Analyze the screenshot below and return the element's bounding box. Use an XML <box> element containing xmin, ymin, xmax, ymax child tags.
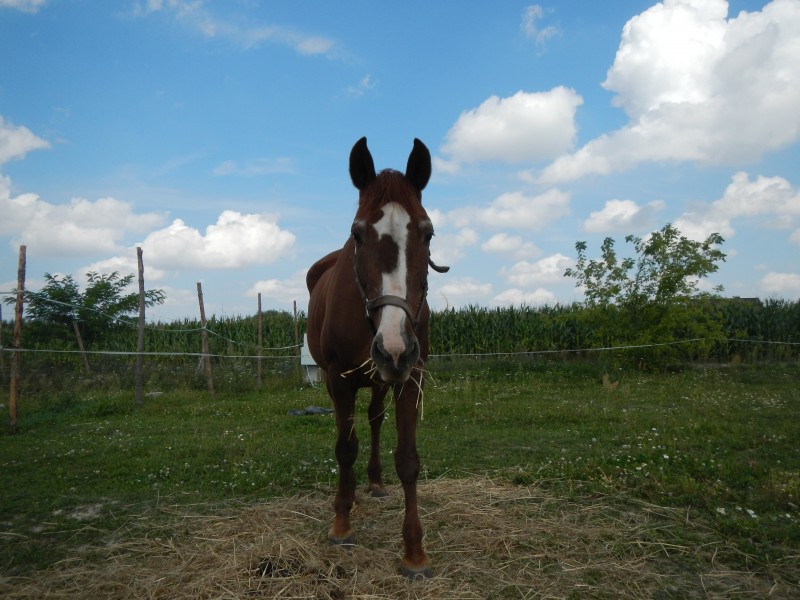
<box><xmin>1</xmin><ymin>477</ymin><xmax>795</xmax><ymax>599</ymax></box>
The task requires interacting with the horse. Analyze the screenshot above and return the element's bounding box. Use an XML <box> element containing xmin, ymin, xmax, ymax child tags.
<box><xmin>305</xmin><ymin>137</ymin><xmax>448</xmax><ymax>579</ymax></box>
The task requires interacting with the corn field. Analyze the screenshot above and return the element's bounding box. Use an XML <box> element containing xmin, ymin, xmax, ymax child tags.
<box><xmin>1</xmin><ymin>299</ymin><xmax>798</xmax><ymax>397</ymax></box>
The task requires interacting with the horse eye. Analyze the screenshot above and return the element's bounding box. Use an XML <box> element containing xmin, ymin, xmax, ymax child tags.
<box><xmin>351</xmin><ymin>222</ymin><xmax>365</xmax><ymax>245</ymax></box>
<box><xmin>423</xmin><ymin>231</ymin><xmax>434</xmax><ymax>245</ymax></box>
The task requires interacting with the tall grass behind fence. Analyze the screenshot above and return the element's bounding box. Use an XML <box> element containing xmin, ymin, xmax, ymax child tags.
<box><xmin>1</xmin><ymin>299</ymin><xmax>798</xmax><ymax>401</ymax></box>
<box><xmin>0</xmin><ymin>311</ymin><xmax>305</xmax><ymax>398</ymax></box>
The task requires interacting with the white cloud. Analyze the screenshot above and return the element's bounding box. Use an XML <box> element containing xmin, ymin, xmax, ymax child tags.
<box><xmin>81</xmin><ymin>254</ymin><xmax>168</xmax><ymax>282</ymax></box>
<box><xmin>675</xmin><ymin>171</ymin><xmax>800</xmax><ymax>241</ymax></box>
<box><xmin>760</xmin><ymin>272</ymin><xmax>800</xmax><ymax>295</ymax></box>
<box><xmin>432</xmin><ymin>277</ymin><xmax>493</xmax><ymax>309</ymax></box>
<box><xmin>441</xmin><ymin>87</ymin><xmax>582</xmax><ymax>165</ymax></box>
<box><xmin>212</xmin><ymin>157</ymin><xmax>295</xmax><ymax>177</ymax></box>
<box><xmin>503</xmin><ymin>253</ymin><xmax>572</xmax><ymax>287</ymax></box>
<box><xmin>447</xmin><ymin>188</ymin><xmax>570</xmax><ymax>230</ymax></box>
<box><xmin>521</xmin><ymin>5</ymin><xmax>560</xmax><ymax>46</ymax></box>
<box><xmin>141</xmin><ymin>210</ymin><xmax>295</xmax><ymax>269</ymax></box>
<box><xmin>673</xmin><ymin>211</ymin><xmax>734</xmax><ymax>244</ymax></box>
<box><xmin>492</xmin><ymin>287</ymin><xmax>556</xmax><ymax>307</ymax></box>
<box><xmin>0</xmin><ymin>0</ymin><xmax>45</xmax><ymax>12</ymax></box>
<box><xmin>540</xmin><ymin>0</ymin><xmax>800</xmax><ymax>183</ymax></box>
<box><xmin>0</xmin><ymin>116</ymin><xmax>50</xmax><ymax>164</ymax></box>
<box><xmin>481</xmin><ymin>233</ymin><xmax>541</xmax><ymax>259</ymax></box>
<box><xmin>132</xmin><ymin>1</ymin><xmax>337</xmax><ymax>56</ymax></box>
<box><xmin>1</xmin><ymin>184</ymin><xmax>167</xmax><ymax>256</ymax></box>
<box><xmin>346</xmin><ymin>75</ymin><xmax>376</xmax><ymax>98</ymax></box>
<box><xmin>583</xmin><ymin>199</ymin><xmax>665</xmax><ymax>233</ymax></box>
<box><xmin>714</xmin><ymin>171</ymin><xmax>800</xmax><ymax>218</ymax></box>
<box><xmin>430</xmin><ymin>227</ymin><xmax>478</xmax><ymax>267</ymax></box>
<box><xmin>247</xmin><ymin>269</ymin><xmax>308</xmax><ymax>308</ymax></box>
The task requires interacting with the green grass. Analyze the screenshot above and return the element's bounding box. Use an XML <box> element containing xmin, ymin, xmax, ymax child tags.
<box><xmin>1</xmin><ymin>360</ymin><xmax>798</xmax><ymax>585</ymax></box>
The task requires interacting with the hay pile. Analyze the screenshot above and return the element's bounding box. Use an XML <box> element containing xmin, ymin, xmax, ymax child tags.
<box><xmin>2</xmin><ymin>477</ymin><xmax>793</xmax><ymax>599</ymax></box>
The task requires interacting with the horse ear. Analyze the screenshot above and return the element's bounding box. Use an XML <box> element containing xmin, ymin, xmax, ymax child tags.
<box><xmin>349</xmin><ymin>137</ymin><xmax>377</xmax><ymax>190</ymax></box>
<box><xmin>405</xmin><ymin>138</ymin><xmax>431</xmax><ymax>192</ymax></box>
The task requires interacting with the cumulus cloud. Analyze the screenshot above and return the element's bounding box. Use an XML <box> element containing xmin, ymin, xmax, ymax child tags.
<box><xmin>760</xmin><ymin>272</ymin><xmax>800</xmax><ymax>295</ymax></box>
<box><xmin>440</xmin><ymin>87</ymin><xmax>582</xmax><ymax>166</ymax></box>
<box><xmin>1</xmin><ymin>183</ymin><xmax>167</xmax><ymax>256</ymax></box>
<box><xmin>583</xmin><ymin>199</ymin><xmax>665</xmax><ymax>233</ymax></box>
<box><xmin>432</xmin><ymin>277</ymin><xmax>493</xmax><ymax>309</ymax></box>
<box><xmin>141</xmin><ymin>210</ymin><xmax>295</xmax><ymax>269</ymax></box>
<box><xmin>0</xmin><ymin>116</ymin><xmax>50</xmax><ymax>164</ymax></box>
<box><xmin>247</xmin><ymin>269</ymin><xmax>309</xmax><ymax>308</ymax></box>
<box><xmin>82</xmin><ymin>255</ymin><xmax>168</xmax><ymax>282</ymax></box>
<box><xmin>540</xmin><ymin>0</ymin><xmax>800</xmax><ymax>183</ymax></box>
<box><xmin>481</xmin><ymin>233</ymin><xmax>541</xmax><ymax>259</ymax></box>
<box><xmin>446</xmin><ymin>189</ymin><xmax>570</xmax><ymax>230</ymax></box>
<box><xmin>714</xmin><ymin>171</ymin><xmax>800</xmax><ymax>218</ymax></box>
<box><xmin>429</xmin><ymin>227</ymin><xmax>478</xmax><ymax>268</ymax></box>
<box><xmin>502</xmin><ymin>253</ymin><xmax>572</xmax><ymax>287</ymax></box>
<box><xmin>675</xmin><ymin>171</ymin><xmax>800</xmax><ymax>241</ymax></box>
<box><xmin>492</xmin><ymin>287</ymin><xmax>557</xmax><ymax>307</ymax></box>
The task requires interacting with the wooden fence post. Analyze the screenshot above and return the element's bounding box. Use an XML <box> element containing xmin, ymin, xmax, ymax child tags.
<box><xmin>8</xmin><ymin>245</ymin><xmax>26</xmax><ymax>434</ymax></box>
<box><xmin>293</xmin><ymin>300</ymin><xmax>299</xmax><ymax>356</ymax></box>
<box><xmin>72</xmin><ymin>321</ymin><xmax>91</xmax><ymax>374</ymax></box>
<box><xmin>196</xmin><ymin>282</ymin><xmax>214</xmax><ymax>394</ymax></box>
<box><xmin>134</xmin><ymin>247</ymin><xmax>146</xmax><ymax>406</ymax></box>
<box><xmin>257</xmin><ymin>293</ymin><xmax>263</xmax><ymax>388</ymax></box>
<box><xmin>0</xmin><ymin>303</ymin><xmax>5</xmax><ymax>377</ymax></box>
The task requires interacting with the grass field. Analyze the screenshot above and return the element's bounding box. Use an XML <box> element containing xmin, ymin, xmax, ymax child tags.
<box><xmin>1</xmin><ymin>359</ymin><xmax>798</xmax><ymax>597</ymax></box>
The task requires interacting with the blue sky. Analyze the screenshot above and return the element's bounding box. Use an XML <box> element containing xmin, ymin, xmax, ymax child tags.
<box><xmin>2</xmin><ymin>0</ymin><xmax>799</xmax><ymax>321</ymax></box>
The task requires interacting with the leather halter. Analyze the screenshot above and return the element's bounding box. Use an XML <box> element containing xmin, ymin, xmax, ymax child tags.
<box><xmin>353</xmin><ymin>243</ymin><xmax>449</xmax><ymax>333</ymax></box>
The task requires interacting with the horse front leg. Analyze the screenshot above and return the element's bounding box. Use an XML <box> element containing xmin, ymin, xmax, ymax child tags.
<box><xmin>327</xmin><ymin>375</ymin><xmax>358</xmax><ymax>546</ymax></box>
<box><xmin>393</xmin><ymin>373</ymin><xmax>432</xmax><ymax>578</ymax></box>
<box><xmin>366</xmin><ymin>384</ymin><xmax>389</xmax><ymax>497</ymax></box>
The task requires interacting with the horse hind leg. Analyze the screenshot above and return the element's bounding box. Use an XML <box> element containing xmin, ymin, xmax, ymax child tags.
<box><xmin>366</xmin><ymin>385</ymin><xmax>389</xmax><ymax>498</ymax></box>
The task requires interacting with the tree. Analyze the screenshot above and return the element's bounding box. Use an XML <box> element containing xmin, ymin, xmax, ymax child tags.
<box><xmin>5</xmin><ymin>271</ymin><xmax>165</xmax><ymax>343</ymax></box>
<box><xmin>564</xmin><ymin>224</ymin><xmax>727</xmax><ymax>366</ymax></box>
<box><xmin>565</xmin><ymin>224</ymin><xmax>726</xmax><ymax>308</ymax></box>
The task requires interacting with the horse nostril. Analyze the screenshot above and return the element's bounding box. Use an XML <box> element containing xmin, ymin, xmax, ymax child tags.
<box><xmin>372</xmin><ymin>333</ymin><xmax>418</xmax><ymax>370</ymax></box>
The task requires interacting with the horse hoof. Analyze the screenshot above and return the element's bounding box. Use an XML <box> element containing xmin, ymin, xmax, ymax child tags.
<box><xmin>328</xmin><ymin>533</ymin><xmax>356</xmax><ymax>548</ymax></box>
<box><xmin>400</xmin><ymin>565</ymin><xmax>433</xmax><ymax>580</ymax></box>
<box><xmin>366</xmin><ymin>486</ymin><xmax>389</xmax><ymax>498</ymax></box>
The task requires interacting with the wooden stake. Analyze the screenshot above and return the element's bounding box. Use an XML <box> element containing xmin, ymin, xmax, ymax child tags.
<box><xmin>197</xmin><ymin>282</ymin><xmax>214</xmax><ymax>394</ymax></box>
<box><xmin>8</xmin><ymin>245</ymin><xmax>26</xmax><ymax>434</ymax></box>
<box><xmin>72</xmin><ymin>321</ymin><xmax>91</xmax><ymax>374</ymax></box>
<box><xmin>0</xmin><ymin>303</ymin><xmax>5</xmax><ymax>377</ymax></box>
<box><xmin>257</xmin><ymin>293</ymin><xmax>263</xmax><ymax>388</ymax></box>
<box><xmin>134</xmin><ymin>247</ymin><xmax>146</xmax><ymax>406</ymax></box>
<box><xmin>293</xmin><ymin>300</ymin><xmax>299</xmax><ymax>356</ymax></box>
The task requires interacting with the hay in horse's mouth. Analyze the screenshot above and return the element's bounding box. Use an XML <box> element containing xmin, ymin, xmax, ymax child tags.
<box><xmin>340</xmin><ymin>358</ymin><xmax>429</xmax><ymax>420</ymax></box>
<box><xmin>340</xmin><ymin>358</ymin><xmax>379</xmax><ymax>380</ymax></box>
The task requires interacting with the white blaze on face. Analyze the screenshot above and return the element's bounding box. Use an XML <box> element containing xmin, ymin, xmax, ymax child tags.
<box><xmin>372</xmin><ymin>202</ymin><xmax>410</xmax><ymax>362</ymax></box>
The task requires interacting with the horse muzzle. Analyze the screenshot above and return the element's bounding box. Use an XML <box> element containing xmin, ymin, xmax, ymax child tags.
<box><xmin>371</xmin><ymin>331</ymin><xmax>420</xmax><ymax>383</ymax></box>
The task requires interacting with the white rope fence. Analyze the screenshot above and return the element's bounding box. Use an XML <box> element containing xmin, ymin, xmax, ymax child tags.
<box><xmin>2</xmin><ymin>336</ymin><xmax>797</xmax><ymax>361</ymax></box>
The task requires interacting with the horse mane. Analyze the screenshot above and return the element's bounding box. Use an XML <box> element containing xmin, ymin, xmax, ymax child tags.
<box><xmin>357</xmin><ymin>169</ymin><xmax>422</xmax><ymax>220</ymax></box>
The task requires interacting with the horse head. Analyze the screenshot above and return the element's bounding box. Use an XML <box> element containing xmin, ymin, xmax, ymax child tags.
<box><xmin>349</xmin><ymin>137</ymin><xmax>434</xmax><ymax>384</ymax></box>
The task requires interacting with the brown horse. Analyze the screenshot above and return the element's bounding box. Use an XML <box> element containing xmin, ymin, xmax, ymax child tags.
<box><xmin>306</xmin><ymin>137</ymin><xmax>448</xmax><ymax>579</ymax></box>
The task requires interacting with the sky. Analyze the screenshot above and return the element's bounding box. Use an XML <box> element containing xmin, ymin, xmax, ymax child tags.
<box><xmin>2</xmin><ymin>0</ymin><xmax>799</xmax><ymax>322</ymax></box>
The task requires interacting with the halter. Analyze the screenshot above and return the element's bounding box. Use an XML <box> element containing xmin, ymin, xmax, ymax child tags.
<box><xmin>353</xmin><ymin>243</ymin><xmax>449</xmax><ymax>334</ymax></box>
